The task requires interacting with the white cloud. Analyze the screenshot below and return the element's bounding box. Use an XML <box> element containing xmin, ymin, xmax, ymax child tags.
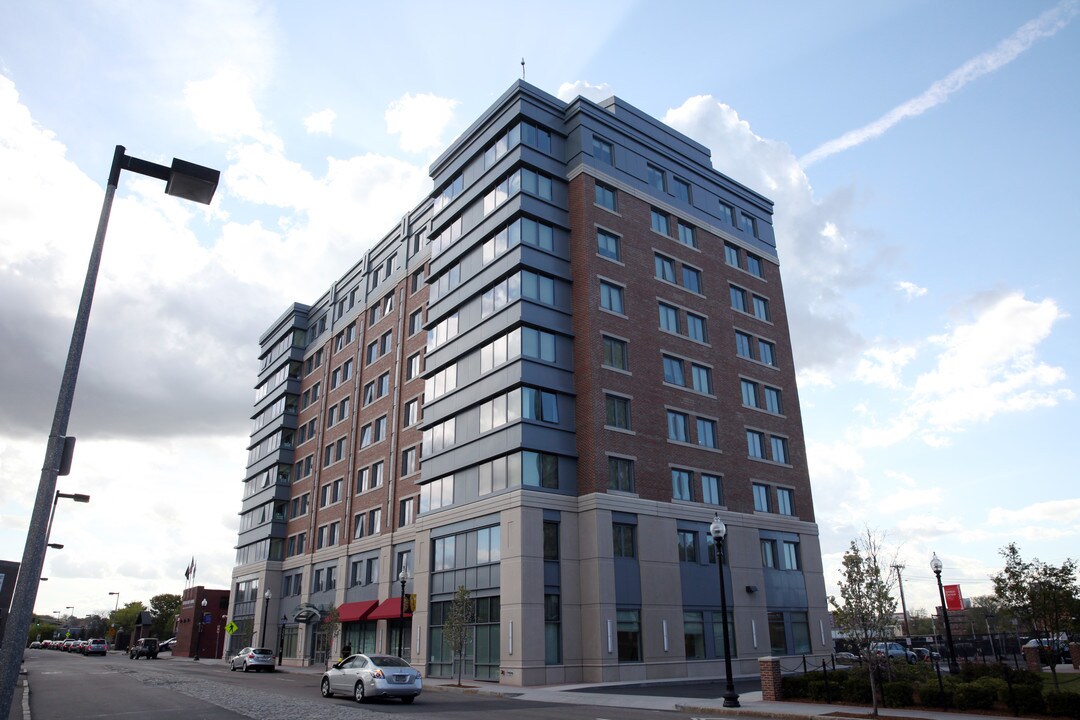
<box><xmin>557</xmin><ymin>81</ymin><xmax>615</xmax><ymax>104</ymax></box>
<box><xmin>385</xmin><ymin>92</ymin><xmax>459</xmax><ymax>153</ymax></box>
<box><xmin>800</xmin><ymin>0</ymin><xmax>1080</xmax><ymax>167</ymax></box>
<box><xmin>986</xmin><ymin>498</ymin><xmax>1080</xmax><ymax>529</ymax></box>
<box><xmin>896</xmin><ymin>280</ymin><xmax>928</xmax><ymax>300</ymax></box>
<box><xmin>304</xmin><ymin>108</ymin><xmax>336</xmax><ymax>136</ymax></box>
<box><xmin>855</xmin><ymin>345</ymin><xmax>918</xmax><ymax>389</ymax></box>
<box><xmin>185</xmin><ymin>67</ymin><xmax>281</xmax><ymax>149</ymax></box>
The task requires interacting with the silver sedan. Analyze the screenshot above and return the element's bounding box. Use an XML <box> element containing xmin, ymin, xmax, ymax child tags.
<box><xmin>321</xmin><ymin>653</ymin><xmax>422</xmax><ymax>703</ymax></box>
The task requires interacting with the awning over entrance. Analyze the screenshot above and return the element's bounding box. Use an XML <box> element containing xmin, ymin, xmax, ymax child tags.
<box><xmin>292</xmin><ymin>603</ymin><xmax>321</xmax><ymax>624</ymax></box>
<box><xmin>365</xmin><ymin>597</ymin><xmax>412</xmax><ymax>621</ymax></box>
<box><xmin>336</xmin><ymin>600</ymin><xmax>378</xmax><ymax>623</ymax></box>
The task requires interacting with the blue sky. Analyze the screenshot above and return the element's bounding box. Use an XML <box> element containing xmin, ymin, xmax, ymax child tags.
<box><xmin>1</xmin><ymin>0</ymin><xmax>1077</xmax><ymax>622</ymax></box>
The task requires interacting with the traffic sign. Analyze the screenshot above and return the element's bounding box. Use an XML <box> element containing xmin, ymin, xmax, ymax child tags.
<box><xmin>225</xmin><ymin>621</ymin><xmax>238</xmax><ymax>635</ymax></box>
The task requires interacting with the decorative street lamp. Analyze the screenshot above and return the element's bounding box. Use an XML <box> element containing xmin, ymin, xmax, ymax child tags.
<box><xmin>278</xmin><ymin>614</ymin><xmax>287</xmax><ymax>667</ymax></box>
<box><xmin>194</xmin><ymin>598</ymin><xmax>208</xmax><ymax>661</ymax></box>
<box><xmin>261</xmin><ymin>590</ymin><xmax>271</xmax><ymax>648</ymax></box>
<box><xmin>709</xmin><ymin>515</ymin><xmax>740</xmax><ymax>708</ymax></box>
<box><xmin>931</xmin><ymin>553</ymin><xmax>960</xmax><ymax>674</ymax></box>
<box><xmin>0</xmin><ymin>145</ymin><xmax>219</xmax><ymax>720</ymax></box>
<box><xmin>398</xmin><ymin>568</ymin><xmax>408</xmax><ymax>659</ymax></box>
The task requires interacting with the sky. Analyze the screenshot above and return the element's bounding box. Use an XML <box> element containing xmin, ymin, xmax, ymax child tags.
<box><xmin>2</xmin><ymin>0</ymin><xmax>1078</xmax><ymax>625</ymax></box>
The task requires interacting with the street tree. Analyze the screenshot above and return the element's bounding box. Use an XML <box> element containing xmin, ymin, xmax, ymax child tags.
<box><xmin>829</xmin><ymin>529</ymin><xmax>898</xmax><ymax>717</ymax></box>
<box><xmin>443</xmin><ymin>585</ymin><xmax>475</xmax><ymax>686</ymax></box>
<box><xmin>149</xmin><ymin>593</ymin><xmax>181</xmax><ymax>639</ymax></box>
<box><xmin>322</xmin><ymin>605</ymin><xmax>341</xmax><ymax>669</ymax></box>
<box><xmin>992</xmin><ymin>543</ymin><xmax>1078</xmax><ymax>690</ymax></box>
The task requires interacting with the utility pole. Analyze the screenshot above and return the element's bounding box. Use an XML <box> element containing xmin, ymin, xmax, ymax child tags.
<box><xmin>892</xmin><ymin>564</ymin><xmax>910</xmax><ymax>637</ymax></box>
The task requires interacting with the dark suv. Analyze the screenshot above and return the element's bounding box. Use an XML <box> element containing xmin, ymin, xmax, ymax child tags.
<box><xmin>130</xmin><ymin>638</ymin><xmax>159</xmax><ymax>659</ymax></box>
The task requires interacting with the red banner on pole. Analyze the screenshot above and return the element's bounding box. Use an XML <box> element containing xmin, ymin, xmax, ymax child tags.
<box><xmin>943</xmin><ymin>584</ymin><xmax>964</xmax><ymax>611</ymax></box>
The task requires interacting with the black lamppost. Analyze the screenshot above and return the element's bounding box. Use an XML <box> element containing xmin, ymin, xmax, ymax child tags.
<box><xmin>931</xmin><ymin>553</ymin><xmax>960</xmax><ymax>674</ymax></box>
<box><xmin>278</xmin><ymin>615</ymin><xmax>287</xmax><ymax>666</ymax></box>
<box><xmin>194</xmin><ymin>598</ymin><xmax>207</xmax><ymax>661</ymax></box>
<box><xmin>261</xmin><ymin>590</ymin><xmax>271</xmax><ymax>647</ymax></box>
<box><xmin>0</xmin><ymin>145</ymin><xmax>219</xmax><ymax>720</ymax></box>
<box><xmin>398</xmin><ymin>568</ymin><xmax>408</xmax><ymax>659</ymax></box>
<box><xmin>710</xmin><ymin>515</ymin><xmax>740</xmax><ymax>708</ymax></box>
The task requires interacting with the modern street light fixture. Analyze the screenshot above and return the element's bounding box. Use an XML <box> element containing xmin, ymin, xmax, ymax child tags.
<box><xmin>261</xmin><ymin>590</ymin><xmax>271</xmax><ymax>647</ymax></box>
<box><xmin>931</xmin><ymin>552</ymin><xmax>961</xmax><ymax>674</ymax></box>
<box><xmin>0</xmin><ymin>145</ymin><xmax>219</xmax><ymax>720</ymax></box>
<box><xmin>194</xmin><ymin>598</ymin><xmax>208</xmax><ymax>661</ymax></box>
<box><xmin>109</xmin><ymin>592</ymin><xmax>120</xmax><ymax>613</ymax></box>
<box><xmin>709</xmin><ymin>515</ymin><xmax>740</xmax><ymax>708</ymax></box>
<box><xmin>45</xmin><ymin>491</ymin><xmax>91</xmax><ymax>551</ymax></box>
<box><xmin>398</xmin><ymin>568</ymin><xmax>408</xmax><ymax>659</ymax></box>
<box><xmin>278</xmin><ymin>614</ymin><xmax>287</xmax><ymax>667</ymax></box>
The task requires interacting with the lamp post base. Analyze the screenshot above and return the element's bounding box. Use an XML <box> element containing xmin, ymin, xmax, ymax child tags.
<box><xmin>723</xmin><ymin>690</ymin><xmax>741</xmax><ymax>708</ymax></box>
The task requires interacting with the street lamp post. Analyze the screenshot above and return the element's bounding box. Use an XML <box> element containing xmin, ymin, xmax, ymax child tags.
<box><xmin>261</xmin><ymin>590</ymin><xmax>271</xmax><ymax>648</ymax></box>
<box><xmin>0</xmin><ymin>145</ymin><xmax>219</xmax><ymax>720</ymax></box>
<box><xmin>710</xmin><ymin>515</ymin><xmax>740</xmax><ymax>708</ymax></box>
<box><xmin>108</xmin><ymin>592</ymin><xmax>120</xmax><ymax>613</ymax></box>
<box><xmin>931</xmin><ymin>553</ymin><xmax>960</xmax><ymax>674</ymax></box>
<box><xmin>398</xmin><ymin>569</ymin><xmax>408</xmax><ymax>659</ymax></box>
<box><xmin>278</xmin><ymin>615</ymin><xmax>287</xmax><ymax>667</ymax></box>
<box><xmin>194</xmin><ymin>598</ymin><xmax>208</xmax><ymax>661</ymax></box>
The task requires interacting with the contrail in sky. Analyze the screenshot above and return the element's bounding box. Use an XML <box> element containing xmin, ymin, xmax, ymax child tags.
<box><xmin>799</xmin><ymin>0</ymin><xmax>1079</xmax><ymax>169</ymax></box>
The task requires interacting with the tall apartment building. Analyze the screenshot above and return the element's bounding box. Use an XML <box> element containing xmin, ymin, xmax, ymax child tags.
<box><xmin>229</xmin><ymin>81</ymin><xmax>829</xmax><ymax>686</ymax></box>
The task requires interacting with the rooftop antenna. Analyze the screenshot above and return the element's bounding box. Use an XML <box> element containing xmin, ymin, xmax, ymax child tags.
<box><xmin>521</xmin><ymin>58</ymin><xmax>526</xmax><ymax>79</ymax></box>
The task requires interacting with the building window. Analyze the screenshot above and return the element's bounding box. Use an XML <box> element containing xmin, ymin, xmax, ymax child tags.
<box><xmin>764</xmin><ymin>386</ymin><xmax>783</xmax><ymax>414</ymax></box>
<box><xmin>401</xmin><ymin>447</ymin><xmax>417</xmax><ymax>476</ymax></box>
<box><xmin>687</xmin><ymin>313</ymin><xmax>707</xmax><ymax>343</ymax></box>
<box><xmin>647</xmin><ymin>164</ymin><xmax>665</xmax><ymax>192</ymax></box>
<box><xmin>752</xmin><ymin>295</ymin><xmax>770</xmax><ymax>321</ymax></box>
<box><xmin>747</xmin><ymin>430</ymin><xmax>766</xmax><ymax>459</ymax></box>
<box><xmin>685</xmin><ymin>611</ymin><xmax>706</xmax><ymax>659</ymax></box>
<box><xmin>672</xmin><ymin>468</ymin><xmax>692</xmax><ymax>501</ymax></box>
<box><xmin>696</xmin><ymin>418</ymin><xmax>717</xmax><ymax>449</ymax></box>
<box><xmin>522</xmin><ymin>450</ymin><xmax>558</xmax><ymax>489</ymax></box>
<box><xmin>677</xmin><ymin>530</ymin><xmax>697</xmax><ymax>561</ymax></box>
<box><xmin>735</xmin><ymin>331</ymin><xmax>753</xmax><ymax>358</ymax></box>
<box><xmin>595</xmin><ymin>182</ymin><xmax>617</xmax><ymax>211</ymax></box>
<box><xmin>608</xmin><ymin>457</ymin><xmax>634</xmax><ymax>493</ymax></box>
<box><xmin>409</xmin><ymin>309</ymin><xmax>424</xmax><ymax>335</ymax></box>
<box><xmin>605</xmin><ymin>394</ymin><xmax>631</xmax><ymax>430</ymax></box>
<box><xmin>673</xmin><ymin>177</ymin><xmax>691</xmax><ymax>202</ymax></box>
<box><xmin>759</xmin><ymin>340</ymin><xmax>776</xmax><ymax>366</ymax></box>
<box><xmin>702</xmin><ymin>474</ymin><xmax>722</xmax><ymax>505</ymax></box>
<box><xmin>777</xmin><ymin>487</ymin><xmax>794</xmax><ymax>516</ymax></box>
<box><xmin>654</xmin><ymin>253</ymin><xmax>676</xmax><ymax>283</ymax></box>
<box><xmin>658</xmin><ymin>303</ymin><xmax>679</xmax><ymax>333</ymax></box>
<box><xmin>613</xmin><ymin>523</ymin><xmax>636</xmax><ymax>558</ymax></box>
<box><xmin>602</xmin><ymin>335</ymin><xmax>629</xmax><ymax>371</ymax></box>
<box><xmin>677</xmin><ymin>221</ymin><xmax>697</xmax><ymax>248</ymax></box>
<box><xmin>617</xmin><ymin>609</ymin><xmax>642</xmax><ymax>662</ymax></box>
<box><xmin>724</xmin><ymin>242</ymin><xmax>740</xmax><ymax>267</ymax></box>
<box><xmin>545</xmin><ymin>594</ymin><xmax>562</xmax><ymax>665</ymax></box>
<box><xmin>662</xmin><ymin>355</ymin><xmax>685</xmax><ymax>386</ymax></box>
<box><xmin>730</xmin><ymin>286</ymin><xmax>748</xmax><ymax>313</ymax></box>
<box><xmin>600</xmin><ymin>281</ymin><xmax>625</xmax><ymax>314</ymax></box>
<box><xmin>681</xmin><ymin>266</ymin><xmax>702</xmax><ymax>294</ymax></box>
<box><xmin>771</xmin><ymin>436</ymin><xmax>789</xmax><ymax>464</ymax></box>
<box><xmin>746</xmin><ymin>253</ymin><xmax>764</xmax><ymax>278</ymax></box>
<box><xmin>753</xmin><ymin>483</ymin><xmax>770</xmax><ymax>512</ymax></box>
<box><xmin>713</xmin><ymin>611</ymin><xmax>736</xmax><ymax>658</ymax></box>
<box><xmin>718</xmin><ymin>202</ymin><xmax>734</xmax><ymax>225</ymax></box>
<box><xmin>399</xmin><ymin>497</ymin><xmax>415</xmax><ymax>527</ymax></box>
<box><xmin>691</xmin><ymin>364</ymin><xmax>712</xmax><ymax>394</ymax></box>
<box><xmin>522</xmin><ymin>386</ymin><xmax>559</xmax><ymax>424</ymax></box>
<box><xmin>597</xmin><ymin>229</ymin><xmax>621</xmax><ymax>261</ymax></box>
<box><xmin>543</xmin><ymin>522</ymin><xmax>560</xmax><ymax>560</ymax></box>
<box><xmin>667</xmin><ymin>410</ymin><xmax>689</xmax><ymax>443</ymax></box>
<box><xmin>650</xmin><ymin>208</ymin><xmax>669</xmax><ymax>235</ymax></box>
<box><xmin>403</xmin><ymin>398</ymin><xmax>420</xmax><ymax>427</ymax></box>
<box><xmin>313</xmin><ymin>568</ymin><xmax>324</xmax><ymax>592</ymax></box>
<box><xmin>782</xmin><ymin>541</ymin><xmax>801</xmax><ymax>570</ymax></box>
<box><xmin>739</xmin><ymin>213</ymin><xmax>757</xmax><ymax>237</ymax></box>
<box><xmin>593</xmin><ymin>137</ymin><xmax>613</xmax><ymax>165</ymax></box>
<box><xmin>761</xmin><ymin>539</ymin><xmax>778</xmax><ymax>568</ymax></box>
<box><xmin>741</xmin><ymin>379</ymin><xmax>759</xmax><ymax>407</ymax></box>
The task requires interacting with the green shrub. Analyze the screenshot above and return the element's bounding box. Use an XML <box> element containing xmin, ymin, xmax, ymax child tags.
<box><xmin>781</xmin><ymin>674</ymin><xmax>810</xmax><ymax>699</ymax></box>
<box><xmin>1046</xmin><ymin>691</ymin><xmax>1080</xmax><ymax>719</ymax></box>
<box><xmin>842</xmin><ymin>675</ymin><xmax>873</xmax><ymax>704</ymax></box>
<box><xmin>808</xmin><ymin>679</ymin><xmax>844</xmax><ymax>703</ymax></box>
<box><xmin>918</xmin><ymin>683</ymin><xmax>954</xmax><ymax>709</ymax></box>
<box><xmin>954</xmin><ymin>682</ymin><xmax>997</xmax><ymax>711</ymax></box>
<box><xmin>882</xmin><ymin>681</ymin><xmax>914</xmax><ymax>707</ymax></box>
<box><xmin>1008</xmin><ymin>684</ymin><xmax>1046</xmax><ymax>716</ymax></box>
<box><xmin>972</xmin><ymin>676</ymin><xmax>1008</xmax><ymax>703</ymax></box>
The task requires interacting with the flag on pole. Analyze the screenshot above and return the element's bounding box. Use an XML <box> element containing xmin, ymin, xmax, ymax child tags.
<box><xmin>184</xmin><ymin>557</ymin><xmax>194</xmax><ymax>581</ymax></box>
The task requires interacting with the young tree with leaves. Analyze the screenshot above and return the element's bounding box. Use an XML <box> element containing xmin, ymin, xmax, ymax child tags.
<box><xmin>829</xmin><ymin>529</ymin><xmax>898</xmax><ymax>717</ymax></box>
<box><xmin>322</xmin><ymin>605</ymin><xmax>341</xmax><ymax>669</ymax></box>
<box><xmin>992</xmin><ymin>543</ymin><xmax>1079</xmax><ymax>690</ymax></box>
<box><xmin>443</xmin><ymin>585</ymin><xmax>475</xmax><ymax>686</ymax></box>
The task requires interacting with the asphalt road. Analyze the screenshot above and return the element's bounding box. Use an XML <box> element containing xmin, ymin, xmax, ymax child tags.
<box><xmin>21</xmin><ymin>650</ymin><xmax>700</xmax><ymax>720</ymax></box>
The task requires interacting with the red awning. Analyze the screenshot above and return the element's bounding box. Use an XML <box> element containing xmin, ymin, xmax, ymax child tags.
<box><xmin>336</xmin><ymin>600</ymin><xmax>378</xmax><ymax>623</ymax></box>
<box><xmin>365</xmin><ymin>597</ymin><xmax>412</xmax><ymax>621</ymax></box>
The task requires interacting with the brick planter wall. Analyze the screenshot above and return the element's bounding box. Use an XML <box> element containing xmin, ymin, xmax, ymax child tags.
<box><xmin>1022</xmin><ymin>646</ymin><xmax>1042</xmax><ymax>672</ymax></box>
<box><xmin>1070</xmin><ymin>643</ymin><xmax>1079</xmax><ymax>670</ymax></box>
<box><xmin>759</xmin><ymin>656</ymin><xmax>782</xmax><ymax>701</ymax></box>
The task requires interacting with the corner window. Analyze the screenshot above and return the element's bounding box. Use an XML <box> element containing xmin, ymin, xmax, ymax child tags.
<box><xmin>647</xmin><ymin>164</ymin><xmax>665</xmax><ymax>192</ymax></box>
<box><xmin>672</xmin><ymin>177</ymin><xmax>691</xmax><ymax>202</ymax></box>
<box><xmin>593</xmin><ymin>137</ymin><xmax>613</xmax><ymax>165</ymax></box>
<box><xmin>753</xmin><ymin>483</ymin><xmax>770</xmax><ymax>512</ymax></box>
<box><xmin>613</xmin><ymin>524</ymin><xmax>636</xmax><ymax>558</ymax></box>
<box><xmin>718</xmin><ymin>202</ymin><xmax>734</xmax><ymax>226</ymax></box>
<box><xmin>777</xmin><ymin>487</ymin><xmax>794</xmax><ymax>516</ymax></box>
<box><xmin>739</xmin><ymin>213</ymin><xmax>758</xmax><ymax>237</ymax></box>
<box><xmin>671</xmin><ymin>468</ymin><xmax>692</xmax><ymax>501</ymax></box>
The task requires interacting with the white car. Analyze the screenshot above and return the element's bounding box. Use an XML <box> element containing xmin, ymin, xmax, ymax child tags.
<box><xmin>229</xmin><ymin>647</ymin><xmax>275</xmax><ymax>672</ymax></box>
<box><xmin>321</xmin><ymin>653</ymin><xmax>422</xmax><ymax>703</ymax></box>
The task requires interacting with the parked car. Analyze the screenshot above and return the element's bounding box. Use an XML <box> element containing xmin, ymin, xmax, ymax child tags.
<box><xmin>84</xmin><ymin>638</ymin><xmax>108</xmax><ymax>656</ymax></box>
<box><xmin>1024</xmin><ymin>638</ymin><xmax>1072</xmax><ymax>664</ymax></box>
<box><xmin>321</xmin><ymin>653</ymin><xmax>422</xmax><ymax>703</ymax></box>
<box><xmin>871</xmin><ymin>642</ymin><xmax>917</xmax><ymax>663</ymax></box>
<box><xmin>229</xmin><ymin>647</ymin><xmax>275</xmax><ymax>672</ymax></box>
<box><xmin>130</xmin><ymin>638</ymin><xmax>159</xmax><ymax>659</ymax></box>
<box><xmin>834</xmin><ymin>651</ymin><xmax>859</xmax><ymax>664</ymax></box>
<box><xmin>159</xmin><ymin>637</ymin><xmax>177</xmax><ymax>652</ymax></box>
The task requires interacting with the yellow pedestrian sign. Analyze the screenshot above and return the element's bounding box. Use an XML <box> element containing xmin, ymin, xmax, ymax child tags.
<box><xmin>225</xmin><ymin>621</ymin><xmax>238</xmax><ymax>635</ymax></box>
